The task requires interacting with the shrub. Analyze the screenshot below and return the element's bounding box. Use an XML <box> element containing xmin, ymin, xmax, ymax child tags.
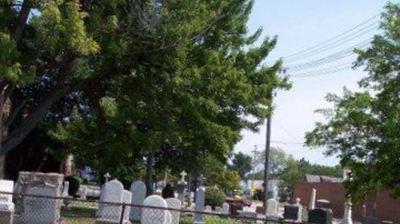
<box><xmin>205</xmin><ymin>187</ymin><xmax>225</xmax><ymax>208</ymax></box>
<box><xmin>252</xmin><ymin>189</ymin><xmax>263</xmax><ymax>201</ymax></box>
<box><xmin>65</xmin><ymin>176</ymin><xmax>80</xmax><ymax>196</ymax></box>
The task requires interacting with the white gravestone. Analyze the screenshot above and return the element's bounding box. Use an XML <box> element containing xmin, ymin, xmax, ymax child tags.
<box><xmin>129</xmin><ymin>180</ymin><xmax>146</xmax><ymax>221</ymax></box>
<box><xmin>222</xmin><ymin>202</ymin><xmax>229</xmax><ymax>215</ymax></box>
<box><xmin>14</xmin><ymin>172</ymin><xmax>64</xmax><ymax>219</ymax></box>
<box><xmin>166</xmin><ymin>198</ymin><xmax>182</xmax><ymax>224</ymax></box>
<box><xmin>18</xmin><ymin>173</ymin><xmax>64</xmax><ymax>224</ymax></box>
<box><xmin>215</xmin><ymin>206</ymin><xmax>222</xmax><ymax>213</ymax></box>
<box><xmin>309</xmin><ymin>188</ymin><xmax>316</xmax><ymax>210</ymax></box>
<box><xmin>341</xmin><ymin>201</ymin><xmax>353</xmax><ymax>224</ymax></box>
<box><xmin>205</xmin><ymin>205</ymin><xmax>212</xmax><ymax>212</ymax></box>
<box><xmin>122</xmin><ymin>190</ymin><xmax>132</xmax><ymax>224</ymax></box>
<box><xmin>0</xmin><ymin>180</ymin><xmax>14</xmax><ymax>211</ymax></box>
<box><xmin>194</xmin><ymin>187</ymin><xmax>205</xmax><ymax>224</ymax></box>
<box><xmin>97</xmin><ymin>179</ymin><xmax>124</xmax><ymax>222</ymax></box>
<box><xmin>141</xmin><ymin>195</ymin><xmax>169</xmax><ymax>224</ymax></box>
<box><xmin>266</xmin><ymin>198</ymin><xmax>279</xmax><ymax>217</ymax></box>
<box><xmin>79</xmin><ymin>186</ymin><xmax>87</xmax><ymax>200</ymax></box>
<box><xmin>0</xmin><ymin>180</ymin><xmax>14</xmax><ymax>224</ymax></box>
<box><xmin>24</xmin><ymin>186</ymin><xmax>61</xmax><ymax>224</ymax></box>
<box><xmin>62</xmin><ymin>181</ymin><xmax>69</xmax><ymax>197</ymax></box>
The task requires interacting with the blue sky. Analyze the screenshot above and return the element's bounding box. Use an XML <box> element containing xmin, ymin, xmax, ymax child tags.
<box><xmin>235</xmin><ymin>0</ymin><xmax>392</xmax><ymax>166</ymax></box>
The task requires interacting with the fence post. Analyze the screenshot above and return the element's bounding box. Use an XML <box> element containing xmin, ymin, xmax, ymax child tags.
<box><xmin>119</xmin><ymin>203</ymin><xmax>126</xmax><ymax>224</ymax></box>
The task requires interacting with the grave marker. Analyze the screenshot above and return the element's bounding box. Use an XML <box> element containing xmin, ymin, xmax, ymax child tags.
<box><xmin>129</xmin><ymin>180</ymin><xmax>146</xmax><ymax>221</ymax></box>
<box><xmin>141</xmin><ymin>195</ymin><xmax>169</xmax><ymax>224</ymax></box>
<box><xmin>166</xmin><ymin>198</ymin><xmax>182</xmax><ymax>224</ymax></box>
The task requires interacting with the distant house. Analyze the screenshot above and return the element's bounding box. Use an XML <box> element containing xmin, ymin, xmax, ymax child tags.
<box><xmin>305</xmin><ymin>174</ymin><xmax>342</xmax><ymax>183</ymax></box>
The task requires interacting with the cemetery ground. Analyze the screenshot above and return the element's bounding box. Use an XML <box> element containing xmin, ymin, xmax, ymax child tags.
<box><xmin>0</xmin><ymin>171</ymin><xmax>396</xmax><ymax>224</ymax></box>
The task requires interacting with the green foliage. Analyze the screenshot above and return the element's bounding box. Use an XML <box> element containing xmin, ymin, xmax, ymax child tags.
<box><xmin>0</xmin><ymin>32</ymin><xmax>35</xmax><ymax>84</ymax></box>
<box><xmin>252</xmin><ymin>189</ymin><xmax>263</xmax><ymax>201</ymax></box>
<box><xmin>252</xmin><ymin>147</ymin><xmax>288</xmax><ymax>178</ymax></box>
<box><xmin>205</xmin><ymin>187</ymin><xmax>226</xmax><ymax>208</ymax></box>
<box><xmin>204</xmin><ymin>155</ymin><xmax>241</xmax><ymax>191</ymax></box>
<box><xmin>65</xmin><ymin>176</ymin><xmax>80</xmax><ymax>196</ymax></box>
<box><xmin>47</xmin><ymin>0</ymin><xmax>288</xmax><ymax>182</ymax></box>
<box><xmin>230</xmin><ymin>152</ymin><xmax>252</xmax><ymax>179</ymax></box>
<box><xmin>279</xmin><ymin>156</ymin><xmax>303</xmax><ymax>195</ymax></box>
<box><xmin>0</xmin><ymin>0</ymin><xmax>288</xmax><ymax>181</ymax></box>
<box><xmin>306</xmin><ymin>3</ymin><xmax>400</xmax><ymax>201</ymax></box>
<box><xmin>247</xmin><ymin>148</ymin><xmax>341</xmax><ymax>195</ymax></box>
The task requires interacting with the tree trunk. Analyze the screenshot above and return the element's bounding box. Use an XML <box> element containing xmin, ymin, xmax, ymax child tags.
<box><xmin>145</xmin><ymin>153</ymin><xmax>154</xmax><ymax>196</ymax></box>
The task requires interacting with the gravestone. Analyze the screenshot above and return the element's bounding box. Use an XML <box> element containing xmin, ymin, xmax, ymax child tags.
<box><xmin>266</xmin><ymin>198</ymin><xmax>279</xmax><ymax>217</ymax></box>
<box><xmin>14</xmin><ymin>172</ymin><xmax>64</xmax><ymax>224</ymax></box>
<box><xmin>129</xmin><ymin>180</ymin><xmax>146</xmax><ymax>221</ymax></box>
<box><xmin>176</xmin><ymin>171</ymin><xmax>188</xmax><ymax>206</ymax></box>
<box><xmin>79</xmin><ymin>186</ymin><xmax>87</xmax><ymax>200</ymax></box>
<box><xmin>309</xmin><ymin>188</ymin><xmax>316</xmax><ymax>210</ymax></box>
<box><xmin>283</xmin><ymin>200</ymin><xmax>302</xmax><ymax>223</ymax></box>
<box><xmin>341</xmin><ymin>201</ymin><xmax>353</xmax><ymax>224</ymax></box>
<box><xmin>86</xmin><ymin>185</ymin><xmax>101</xmax><ymax>198</ymax></box>
<box><xmin>62</xmin><ymin>181</ymin><xmax>72</xmax><ymax>206</ymax></box>
<box><xmin>0</xmin><ymin>180</ymin><xmax>14</xmax><ymax>224</ymax></box>
<box><xmin>316</xmin><ymin>199</ymin><xmax>331</xmax><ymax>209</ymax></box>
<box><xmin>166</xmin><ymin>198</ymin><xmax>182</xmax><ymax>224</ymax></box>
<box><xmin>141</xmin><ymin>195</ymin><xmax>169</xmax><ymax>224</ymax></box>
<box><xmin>62</xmin><ymin>181</ymin><xmax>69</xmax><ymax>197</ymax></box>
<box><xmin>308</xmin><ymin>208</ymin><xmax>333</xmax><ymax>224</ymax></box>
<box><xmin>215</xmin><ymin>206</ymin><xmax>222</xmax><ymax>213</ymax></box>
<box><xmin>222</xmin><ymin>202</ymin><xmax>230</xmax><ymax>215</ymax></box>
<box><xmin>194</xmin><ymin>187</ymin><xmax>205</xmax><ymax>224</ymax></box>
<box><xmin>96</xmin><ymin>179</ymin><xmax>124</xmax><ymax>223</ymax></box>
<box><xmin>122</xmin><ymin>190</ymin><xmax>132</xmax><ymax>223</ymax></box>
<box><xmin>205</xmin><ymin>205</ymin><xmax>212</xmax><ymax>212</ymax></box>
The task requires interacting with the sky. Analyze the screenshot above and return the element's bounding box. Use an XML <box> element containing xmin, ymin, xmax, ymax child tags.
<box><xmin>234</xmin><ymin>0</ymin><xmax>392</xmax><ymax>166</ymax></box>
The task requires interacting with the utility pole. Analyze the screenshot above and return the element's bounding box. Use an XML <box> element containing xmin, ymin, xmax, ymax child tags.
<box><xmin>263</xmin><ymin>94</ymin><xmax>272</xmax><ymax>209</ymax></box>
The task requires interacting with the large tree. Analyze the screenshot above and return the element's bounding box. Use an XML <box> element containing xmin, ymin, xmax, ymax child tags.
<box><xmin>1</xmin><ymin>0</ymin><xmax>288</xmax><ymax>178</ymax></box>
<box><xmin>50</xmin><ymin>0</ymin><xmax>289</xmax><ymax>184</ymax></box>
<box><xmin>306</xmin><ymin>3</ymin><xmax>400</xmax><ymax>201</ymax></box>
<box><xmin>230</xmin><ymin>152</ymin><xmax>252</xmax><ymax>179</ymax></box>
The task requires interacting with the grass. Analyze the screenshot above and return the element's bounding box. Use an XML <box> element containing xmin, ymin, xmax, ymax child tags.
<box><xmin>61</xmin><ymin>205</ymin><xmax>257</xmax><ymax>224</ymax></box>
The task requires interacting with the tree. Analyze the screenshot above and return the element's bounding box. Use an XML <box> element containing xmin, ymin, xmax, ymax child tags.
<box><xmin>50</xmin><ymin>0</ymin><xmax>289</xmax><ymax>183</ymax></box>
<box><xmin>230</xmin><ymin>152</ymin><xmax>252</xmax><ymax>179</ymax></box>
<box><xmin>305</xmin><ymin>3</ymin><xmax>400</xmax><ymax>201</ymax></box>
<box><xmin>0</xmin><ymin>0</ymin><xmax>101</xmax><ymax>176</ymax></box>
<box><xmin>279</xmin><ymin>155</ymin><xmax>303</xmax><ymax>195</ymax></box>
<box><xmin>252</xmin><ymin>147</ymin><xmax>288</xmax><ymax>178</ymax></box>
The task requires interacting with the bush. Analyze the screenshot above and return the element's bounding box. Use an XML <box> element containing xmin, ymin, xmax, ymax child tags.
<box><xmin>205</xmin><ymin>187</ymin><xmax>225</xmax><ymax>208</ymax></box>
<box><xmin>65</xmin><ymin>176</ymin><xmax>80</xmax><ymax>196</ymax></box>
<box><xmin>252</xmin><ymin>189</ymin><xmax>263</xmax><ymax>201</ymax></box>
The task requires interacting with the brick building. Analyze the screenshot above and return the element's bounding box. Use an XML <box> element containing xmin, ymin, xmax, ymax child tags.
<box><xmin>294</xmin><ymin>182</ymin><xmax>400</xmax><ymax>223</ymax></box>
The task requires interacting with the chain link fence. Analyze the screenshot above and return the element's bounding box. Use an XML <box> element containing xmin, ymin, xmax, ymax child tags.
<box><xmin>0</xmin><ymin>192</ymin><xmax>301</xmax><ymax>224</ymax></box>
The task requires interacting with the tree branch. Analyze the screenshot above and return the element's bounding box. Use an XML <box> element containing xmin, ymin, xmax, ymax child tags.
<box><xmin>1</xmin><ymin>86</ymin><xmax>71</xmax><ymax>154</ymax></box>
<box><xmin>14</xmin><ymin>0</ymin><xmax>31</xmax><ymax>44</ymax></box>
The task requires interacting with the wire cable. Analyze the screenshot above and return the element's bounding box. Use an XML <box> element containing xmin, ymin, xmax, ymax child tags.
<box><xmin>283</xmin><ymin>14</ymin><xmax>379</xmax><ymax>60</ymax></box>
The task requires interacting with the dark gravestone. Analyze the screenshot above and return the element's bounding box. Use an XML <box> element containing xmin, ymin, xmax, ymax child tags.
<box><xmin>283</xmin><ymin>205</ymin><xmax>299</xmax><ymax>220</ymax></box>
<box><xmin>308</xmin><ymin>208</ymin><xmax>333</xmax><ymax>224</ymax></box>
<box><xmin>316</xmin><ymin>199</ymin><xmax>331</xmax><ymax>209</ymax></box>
<box><xmin>362</xmin><ymin>216</ymin><xmax>380</xmax><ymax>224</ymax></box>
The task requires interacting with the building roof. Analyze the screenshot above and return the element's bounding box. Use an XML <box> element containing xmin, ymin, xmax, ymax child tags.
<box><xmin>305</xmin><ymin>174</ymin><xmax>343</xmax><ymax>183</ymax></box>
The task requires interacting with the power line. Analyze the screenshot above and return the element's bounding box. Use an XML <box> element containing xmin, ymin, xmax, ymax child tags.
<box><xmin>290</xmin><ymin>63</ymin><xmax>355</xmax><ymax>78</ymax></box>
<box><xmin>284</xmin><ymin>24</ymin><xmax>378</xmax><ymax>63</ymax></box>
<box><xmin>282</xmin><ymin>39</ymin><xmax>371</xmax><ymax>72</ymax></box>
<box><xmin>283</xmin><ymin>14</ymin><xmax>379</xmax><ymax>60</ymax></box>
<box><xmin>275</xmin><ymin>120</ymin><xmax>301</xmax><ymax>143</ymax></box>
<box><xmin>271</xmin><ymin>140</ymin><xmax>304</xmax><ymax>145</ymax></box>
